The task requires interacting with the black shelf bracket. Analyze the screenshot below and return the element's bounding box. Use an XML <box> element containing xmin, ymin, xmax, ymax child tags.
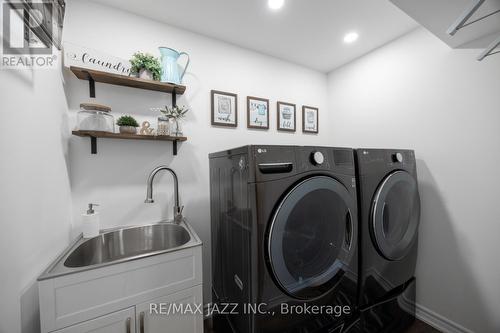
<box><xmin>172</xmin><ymin>91</ymin><xmax>180</xmax><ymax>155</ymax></box>
<box><xmin>172</xmin><ymin>91</ymin><xmax>177</xmax><ymax>107</ymax></box>
<box><xmin>90</xmin><ymin>137</ymin><xmax>97</xmax><ymax>154</ymax></box>
<box><xmin>87</xmin><ymin>73</ymin><xmax>96</xmax><ymax>98</ymax></box>
<box><xmin>173</xmin><ymin>140</ymin><xmax>178</xmax><ymax>155</ymax></box>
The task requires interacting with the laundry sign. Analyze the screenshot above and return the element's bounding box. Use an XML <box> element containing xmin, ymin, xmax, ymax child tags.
<box><xmin>63</xmin><ymin>42</ymin><xmax>131</xmax><ymax>75</ymax></box>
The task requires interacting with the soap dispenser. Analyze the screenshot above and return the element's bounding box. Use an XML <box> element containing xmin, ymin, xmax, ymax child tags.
<box><xmin>82</xmin><ymin>203</ymin><xmax>100</xmax><ymax>238</ymax></box>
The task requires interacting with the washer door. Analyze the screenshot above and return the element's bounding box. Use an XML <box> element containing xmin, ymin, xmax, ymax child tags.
<box><xmin>371</xmin><ymin>171</ymin><xmax>420</xmax><ymax>261</ymax></box>
<box><xmin>268</xmin><ymin>176</ymin><xmax>356</xmax><ymax>300</ymax></box>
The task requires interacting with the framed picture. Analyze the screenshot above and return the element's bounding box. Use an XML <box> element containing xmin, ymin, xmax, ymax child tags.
<box><xmin>211</xmin><ymin>90</ymin><xmax>238</xmax><ymax>127</ymax></box>
<box><xmin>302</xmin><ymin>106</ymin><xmax>319</xmax><ymax>133</ymax></box>
<box><xmin>247</xmin><ymin>96</ymin><xmax>269</xmax><ymax>129</ymax></box>
<box><xmin>277</xmin><ymin>102</ymin><xmax>296</xmax><ymax>132</ymax></box>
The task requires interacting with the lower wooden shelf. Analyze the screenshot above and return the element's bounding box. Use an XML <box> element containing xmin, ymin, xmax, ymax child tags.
<box><xmin>72</xmin><ymin>130</ymin><xmax>187</xmax><ymax>155</ymax></box>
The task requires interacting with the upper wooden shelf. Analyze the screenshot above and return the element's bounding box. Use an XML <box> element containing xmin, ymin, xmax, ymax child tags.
<box><xmin>72</xmin><ymin>130</ymin><xmax>187</xmax><ymax>155</ymax></box>
<box><xmin>70</xmin><ymin>66</ymin><xmax>186</xmax><ymax>95</ymax></box>
<box><xmin>72</xmin><ymin>130</ymin><xmax>187</xmax><ymax>142</ymax></box>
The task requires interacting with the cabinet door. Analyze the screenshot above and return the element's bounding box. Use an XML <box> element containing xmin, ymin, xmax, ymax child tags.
<box><xmin>136</xmin><ymin>285</ymin><xmax>203</xmax><ymax>333</ymax></box>
<box><xmin>54</xmin><ymin>307</ymin><xmax>135</xmax><ymax>333</ymax></box>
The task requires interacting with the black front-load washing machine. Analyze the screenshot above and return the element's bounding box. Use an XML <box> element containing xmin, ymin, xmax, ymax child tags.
<box><xmin>354</xmin><ymin>149</ymin><xmax>420</xmax><ymax>332</ymax></box>
<box><xmin>209</xmin><ymin>145</ymin><xmax>360</xmax><ymax>333</ymax></box>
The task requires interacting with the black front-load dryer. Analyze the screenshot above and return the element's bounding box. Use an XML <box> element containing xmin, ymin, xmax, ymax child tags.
<box><xmin>210</xmin><ymin>145</ymin><xmax>360</xmax><ymax>333</ymax></box>
<box><xmin>354</xmin><ymin>149</ymin><xmax>420</xmax><ymax>332</ymax></box>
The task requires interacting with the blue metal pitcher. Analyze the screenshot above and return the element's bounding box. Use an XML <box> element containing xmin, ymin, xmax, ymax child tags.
<box><xmin>159</xmin><ymin>47</ymin><xmax>190</xmax><ymax>84</ymax></box>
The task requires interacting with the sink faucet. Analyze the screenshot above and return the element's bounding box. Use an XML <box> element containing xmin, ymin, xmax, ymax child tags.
<box><xmin>145</xmin><ymin>166</ymin><xmax>183</xmax><ymax>223</ymax></box>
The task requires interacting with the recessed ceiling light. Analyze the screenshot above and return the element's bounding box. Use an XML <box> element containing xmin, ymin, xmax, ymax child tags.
<box><xmin>343</xmin><ymin>32</ymin><xmax>359</xmax><ymax>44</ymax></box>
<box><xmin>268</xmin><ymin>0</ymin><xmax>285</xmax><ymax>10</ymax></box>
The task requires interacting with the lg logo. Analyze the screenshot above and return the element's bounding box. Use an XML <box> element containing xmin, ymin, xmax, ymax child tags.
<box><xmin>257</xmin><ymin>148</ymin><xmax>267</xmax><ymax>154</ymax></box>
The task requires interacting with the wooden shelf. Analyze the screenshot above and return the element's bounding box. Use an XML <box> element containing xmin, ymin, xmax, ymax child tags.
<box><xmin>70</xmin><ymin>67</ymin><xmax>188</xmax><ymax>156</ymax></box>
<box><xmin>72</xmin><ymin>130</ymin><xmax>187</xmax><ymax>155</ymax></box>
<box><xmin>72</xmin><ymin>130</ymin><xmax>187</xmax><ymax>142</ymax></box>
<box><xmin>70</xmin><ymin>66</ymin><xmax>186</xmax><ymax>97</ymax></box>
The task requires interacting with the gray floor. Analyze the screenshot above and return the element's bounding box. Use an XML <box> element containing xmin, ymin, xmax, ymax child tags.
<box><xmin>404</xmin><ymin>320</ymin><xmax>441</xmax><ymax>333</ymax></box>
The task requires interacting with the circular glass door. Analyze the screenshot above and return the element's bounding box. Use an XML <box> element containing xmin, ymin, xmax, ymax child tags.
<box><xmin>268</xmin><ymin>176</ymin><xmax>356</xmax><ymax>300</ymax></box>
<box><xmin>371</xmin><ymin>171</ymin><xmax>420</xmax><ymax>261</ymax></box>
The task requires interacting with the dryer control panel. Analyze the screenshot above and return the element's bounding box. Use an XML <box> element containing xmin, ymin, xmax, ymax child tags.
<box><xmin>355</xmin><ymin>149</ymin><xmax>416</xmax><ymax>176</ymax></box>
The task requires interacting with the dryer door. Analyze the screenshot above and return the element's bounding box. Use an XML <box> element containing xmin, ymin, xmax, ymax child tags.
<box><xmin>268</xmin><ymin>176</ymin><xmax>356</xmax><ymax>300</ymax></box>
<box><xmin>371</xmin><ymin>170</ymin><xmax>420</xmax><ymax>261</ymax></box>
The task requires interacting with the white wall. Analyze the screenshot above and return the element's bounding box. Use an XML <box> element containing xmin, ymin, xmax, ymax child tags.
<box><xmin>64</xmin><ymin>0</ymin><xmax>329</xmax><ymax>304</ymax></box>
<box><xmin>4</xmin><ymin>3</ymin><xmax>496</xmax><ymax>332</ymax></box>
<box><xmin>327</xmin><ymin>28</ymin><xmax>500</xmax><ymax>332</ymax></box>
<box><xmin>0</xmin><ymin>61</ymin><xmax>73</xmax><ymax>332</ymax></box>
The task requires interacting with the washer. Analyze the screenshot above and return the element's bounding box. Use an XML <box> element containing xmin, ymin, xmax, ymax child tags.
<box><xmin>210</xmin><ymin>145</ymin><xmax>360</xmax><ymax>333</ymax></box>
<box><xmin>354</xmin><ymin>149</ymin><xmax>420</xmax><ymax>332</ymax></box>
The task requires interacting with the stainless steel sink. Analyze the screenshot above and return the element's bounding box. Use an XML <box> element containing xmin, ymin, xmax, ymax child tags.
<box><xmin>38</xmin><ymin>221</ymin><xmax>201</xmax><ymax>280</ymax></box>
<box><xmin>64</xmin><ymin>224</ymin><xmax>191</xmax><ymax>268</ymax></box>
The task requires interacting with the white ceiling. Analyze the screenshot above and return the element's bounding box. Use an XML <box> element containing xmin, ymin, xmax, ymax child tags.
<box><xmin>91</xmin><ymin>0</ymin><xmax>418</xmax><ymax>72</ymax></box>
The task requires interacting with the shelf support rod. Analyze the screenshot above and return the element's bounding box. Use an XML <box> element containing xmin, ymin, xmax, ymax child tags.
<box><xmin>477</xmin><ymin>36</ymin><xmax>500</xmax><ymax>61</ymax></box>
<box><xmin>173</xmin><ymin>141</ymin><xmax>178</xmax><ymax>155</ymax></box>
<box><xmin>91</xmin><ymin>137</ymin><xmax>97</xmax><ymax>154</ymax></box>
<box><xmin>87</xmin><ymin>73</ymin><xmax>96</xmax><ymax>98</ymax></box>
<box><xmin>172</xmin><ymin>91</ymin><xmax>177</xmax><ymax>107</ymax></box>
<box><xmin>447</xmin><ymin>0</ymin><xmax>485</xmax><ymax>36</ymax></box>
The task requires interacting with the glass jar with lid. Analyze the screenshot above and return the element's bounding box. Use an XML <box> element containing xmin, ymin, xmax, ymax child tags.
<box><xmin>77</xmin><ymin>103</ymin><xmax>115</xmax><ymax>133</ymax></box>
<box><xmin>157</xmin><ymin>116</ymin><xmax>171</xmax><ymax>136</ymax></box>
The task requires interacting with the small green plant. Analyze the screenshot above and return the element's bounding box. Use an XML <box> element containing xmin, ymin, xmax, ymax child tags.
<box><xmin>159</xmin><ymin>105</ymin><xmax>189</xmax><ymax>120</ymax></box>
<box><xmin>116</xmin><ymin>115</ymin><xmax>139</xmax><ymax>127</ymax></box>
<box><xmin>129</xmin><ymin>52</ymin><xmax>162</xmax><ymax>81</ymax></box>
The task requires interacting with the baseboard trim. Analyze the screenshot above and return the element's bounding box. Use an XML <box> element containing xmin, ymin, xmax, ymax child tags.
<box><xmin>398</xmin><ymin>289</ymin><xmax>472</xmax><ymax>333</ymax></box>
<box><xmin>414</xmin><ymin>303</ymin><xmax>473</xmax><ymax>333</ymax></box>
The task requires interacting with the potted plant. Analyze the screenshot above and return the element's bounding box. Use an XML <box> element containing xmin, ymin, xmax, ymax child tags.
<box><xmin>158</xmin><ymin>105</ymin><xmax>189</xmax><ymax>136</ymax></box>
<box><xmin>129</xmin><ymin>52</ymin><xmax>162</xmax><ymax>81</ymax></box>
<box><xmin>116</xmin><ymin>115</ymin><xmax>139</xmax><ymax>134</ymax></box>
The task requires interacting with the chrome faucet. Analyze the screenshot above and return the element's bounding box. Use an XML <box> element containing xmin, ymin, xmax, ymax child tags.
<box><xmin>145</xmin><ymin>166</ymin><xmax>183</xmax><ymax>223</ymax></box>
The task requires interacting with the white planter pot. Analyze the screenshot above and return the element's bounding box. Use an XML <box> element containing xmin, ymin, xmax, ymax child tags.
<box><xmin>119</xmin><ymin>126</ymin><xmax>137</xmax><ymax>134</ymax></box>
<box><xmin>139</xmin><ymin>68</ymin><xmax>154</xmax><ymax>81</ymax></box>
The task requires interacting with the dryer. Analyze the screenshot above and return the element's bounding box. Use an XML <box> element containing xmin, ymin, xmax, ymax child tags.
<box><xmin>209</xmin><ymin>145</ymin><xmax>360</xmax><ymax>333</ymax></box>
<box><xmin>354</xmin><ymin>149</ymin><xmax>420</xmax><ymax>332</ymax></box>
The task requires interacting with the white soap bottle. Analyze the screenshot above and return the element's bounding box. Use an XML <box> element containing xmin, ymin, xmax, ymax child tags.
<box><xmin>82</xmin><ymin>203</ymin><xmax>100</xmax><ymax>238</ymax></box>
